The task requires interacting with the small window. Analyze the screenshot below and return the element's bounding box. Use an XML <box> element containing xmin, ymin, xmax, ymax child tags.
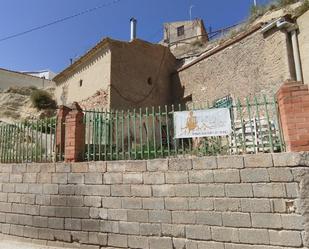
<box><xmin>147</xmin><ymin>77</ymin><xmax>153</xmax><ymax>85</ymax></box>
<box><xmin>79</xmin><ymin>80</ymin><xmax>83</xmax><ymax>87</ymax></box>
<box><xmin>177</xmin><ymin>25</ymin><xmax>185</xmax><ymax>37</ymax></box>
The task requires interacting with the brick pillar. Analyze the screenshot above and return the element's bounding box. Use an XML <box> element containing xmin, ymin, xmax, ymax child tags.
<box><xmin>64</xmin><ymin>102</ymin><xmax>85</xmax><ymax>162</ymax></box>
<box><xmin>56</xmin><ymin>105</ymin><xmax>71</xmax><ymax>160</ymax></box>
<box><xmin>277</xmin><ymin>81</ymin><xmax>309</xmax><ymax>152</ymax></box>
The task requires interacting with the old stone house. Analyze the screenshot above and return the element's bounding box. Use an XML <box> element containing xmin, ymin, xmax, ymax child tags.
<box><xmin>54</xmin><ymin>38</ymin><xmax>176</xmax><ymax>110</ymax></box>
<box><xmin>172</xmin><ymin>10</ymin><xmax>309</xmax><ymax>105</ymax></box>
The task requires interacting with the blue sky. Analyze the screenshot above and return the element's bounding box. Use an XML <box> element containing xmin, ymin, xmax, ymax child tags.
<box><xmin>0</xmin><ymin>0</ymin><xmax>271</xmax><ymax>73</ymax></box>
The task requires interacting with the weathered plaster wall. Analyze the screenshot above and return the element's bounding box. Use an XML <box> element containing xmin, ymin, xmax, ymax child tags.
<box><xmin>298</xmin><ymin>10</ymin><xmax>309</xmax><ymax>85</ymax></box>
<box><xmin>110</xmin><ymin>40</ymin><xmax>176</xmax><ymax>110</ymax></box>
<box><xmin>0</xmin><ymin>152</ymin><xmax>308</xmax><ymax>249</ymax></box>
<box><xmin>174</xmin><ymin>28</ymin><xmax>293</xmax><ymax>105</ymax></box>
<box><xmin>54</xmin><ymin>48</ymin><xmax>111</xmax><ymax>107</ymax></box>
<box><xmin>0</xmin><ymin>68</ymin><xmax>54</xmax><ymax>91</ymax></box>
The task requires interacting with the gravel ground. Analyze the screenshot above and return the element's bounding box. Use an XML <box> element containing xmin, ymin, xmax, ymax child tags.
<box><xmin>0</xmin><ymin>240</ymin><xmax>73</xmax><ymax>249</ymax></box>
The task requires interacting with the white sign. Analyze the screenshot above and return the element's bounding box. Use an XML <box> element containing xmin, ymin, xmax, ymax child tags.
<box><xmin>174</xmin><ymin>108</ymin><xmax>232</xmax><ymax>139</ymax></box>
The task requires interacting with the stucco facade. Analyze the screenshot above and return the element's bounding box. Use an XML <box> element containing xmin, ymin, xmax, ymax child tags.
<box><xmin>54</xmin><ymin>38</ymin><xmax>176</xmax><ymax>110</ymax></box>
<box><xmin>0</xmin><ymin>68</ymin><xmax>54</xmax><ymax>91</ymax></box>
<box><xmin>297</xmin><ymin>10</ymin><xmax>309</xmax><ymax>85</ymax></box>
<box><xmin>173</xmin><ymin>25</ymin><xmax>294</xmax><ymax>105</ymax></box>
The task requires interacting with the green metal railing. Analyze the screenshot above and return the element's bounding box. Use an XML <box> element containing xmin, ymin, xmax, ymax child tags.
<box><xmin>83</xmin><ymin>95</ymin><xmax>285</xmax><ymax>161</ymax></box>
<box><xmin>0</xmin><ymin>118</ymin><xmax>56</xmax><ymax>163</ymax></box>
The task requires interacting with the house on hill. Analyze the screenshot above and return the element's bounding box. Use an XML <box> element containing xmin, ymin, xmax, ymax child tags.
<box><xmin>53</xmin><ymin>38</ymin><xmax>176</xmax><ymax>110</ymax></box>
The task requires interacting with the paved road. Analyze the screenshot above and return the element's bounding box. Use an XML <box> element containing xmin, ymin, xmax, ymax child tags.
<box><xmin>0</xmin><ymin>240</ymin><xmax>73</xmax><ymax>249</ymax></box>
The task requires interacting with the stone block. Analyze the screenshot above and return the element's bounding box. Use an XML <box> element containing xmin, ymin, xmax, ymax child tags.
<box><xmin>106</xmin><ymin>161</ymin><xmax>126</xmax><ymax>172</ymax></box>
<box><xmin>6</xmin><ymin>213</ymin><xmax>18</xmax><ymax>224</ymax></box>
<box><xmin>52</xmin><ymin>173</ymin><xmax>67</xmax><ymax>184</ymax></box>
<box><xmin>172</xmin><ymin>211</ymin><xmax>195</xmax><ymax>224</ymax></box>
<box><xmin>286</xmin><ymin>182</ymin><xmax>299</xmax><ymax>197</ymax></box>
<box><xmin>55</xmin><ymin>207</ymin><xmax>71</xmax><ymax>218</ymax></box>
<box><xmin>51</xmin><ymin>196</ymin><xmax>67</xmax><ymax>206</ymax></box>
<box><xmin>196</xmin><ymin>211</ymin><xmax>222</xmax><ymax>226</ymax></box>
<box><xmin>214</xmin><ymin>169</ymin><xmax>240</xmax><ymax>183</ymax></box>
<box><xmin>143</xmin><ymin>198</ymin><xmax>165</xmax><ymax>210</ymax></box>
<box><xmin>33</xmin><ymin>216</ymin><xmax>48</xmax><ymax>228</ymax></box>
<box><xmin>36</xmin><ymin>195</ymin><xmax>51</xmax><ymax>205</ymax></box>
<box><xmin>108</xmin><ymin>234</ymin><xmax>128</xmax><ymax>248</ymax></box>
<box><xmin>244</xmin><ymin>154</ymin><xmax>273</xmax><ymax>167</ymax></box>
<box><xmin>149</xmin><ymin>237</ymin><xmax>173</xmax><ymax>249</ymax></box>
<box><xmin>82</xmin><ymin>219</ymin><xmax>100</xmax><ymax>232</ymax></box>
<box><xmin>67</xmin><ymin>196</ymin><xmax>83</xmax><ymax>207</ymax></box>
<box><xmin>189</xmin><ymin>171</ymin><xmax>214</xmax><ymax>183</ymax></box>
<box><xmin>21</xmin><ymin>194</ymin><xmax>35</xmax><ymax>204</ymax></box>
<box><xmin>88</xmin><ymin>161</ymin><xmax>107</xmax><ymax>173</ymax></box>
<box><xmin>268</xmin><ymin>168</ymin><xmax>293</xmax><ymax>182</ymax></box>
<box><xmin>128</xmin><ymin>210</ymin><xmax>148</xmax><ymax>222</ymax></box>
<box><xmin>199</xmin><ymin>184</ymin><xmax>225</xmax><ymax>197</ymax></box>
<box><xmin>251</xmin><ymin>213</ymin><xmax>282</xmax><ymax>229</ymax></box>
<box><xmin>217</xmin><ymin>155</ymin><xmax>244</xmax><ymax>169</ymax></box>
<box><xmin>211</xmin><ymin>227</ymin><xmax>239</xmax><ymax>243</ymax></box>
<box><xmin>169</xmin><ymin>158</ymin><xmax>192</xmax><ymax>171</ymax></box>
<box><xmin>281</xmin><ymin>214</ymin><xmax>304</xmax><ymax>230</ymax></box>
<box><xmin>48</xmin><ymin>218</ymin><xmax>64</xmax><ymax>229</ymax></box>
<box><xmin>40</xmin><ymin>206</ymin><xmax>55</xmax><ymax>217</ymax></box>
<box><xmin>189</xmin><ymin>198</ymin><xmax>213</xmax><ymax>210</ymax></box>
<box><xmin>122</xmin><ymin>198</ymin><xmax>142</xmax><ymax>209</ymax></box>
<box><xmin>269</xmin><ymin>230</ymin><xmax>302</xmax><ymax>247</ymax></box>
<box><xmin>65</xmin><ymin>218</ymin><xmax>81</xmax><ymax>230</ymax></box>
<box><xmin>71</xmin><ymin>207</ymin><xmax>89</xmax><ymax>218</ymax></box>
<box><xmin>12</xmin><ymin>164</ymin><xmax>26</xmax><ymax>173</ymax></box>
<box><xmin>83</xmin><ymin>172</ymin><xmax>102</xmax><ymax>184</ymax></box>
<box><xmin>8</xmin><ymin>193</ymin><xmax>21</xmax><ymax>203</ymax></box>
<box><xmin>131</xmin><ymin>185</ymin><xmax>152</xmax><ymax>197</ymax></box>
<box><xmin>147</xmin><ymin>159</ymin><xmax>168</xmax><ymax>171</ymax></box>
<box><xmin>84</xmin><ymin>196</ymin><xmax>102</xmax><ymax>207</ymax></box>
<box><xmin>128</xmin><ymin>235</ymin><xmax>149</xmax><ymax>249</ymax></box>
<box><xmin>238</xmin><ymin>228</ymin><xmax>269</xmax><ymax>244</ymax></box>
<box><xmin>104</xmin><ymin>173</ymin><xmax>123</xmax><ymax>184</ymax></box>
<box><xmin>12</xmin><ymin>203</ymin><xmax>25</xmax><ymax>213</ymax></box>
<box><xmin>252</xmin><ymin>183</ymin><xmax>286</xmax><ymax>198</ymax></box>
<box><xmin>222</xmin><ymin>212</ymin><xmax>250</xmax><ymax>228</ymax></box>
<box><xmin>27</xmin><ymin>164</ymin><xmax>41</xmax><ymax>173</ymax></box>
<box><xmin>40</xmin><ymin>164</ymin><xmax>55</xmax><ymax>173</ymax></box>
<box><xmin>68</xmin><ymin>173</ymin><xmax>84</xmax><ymax>184</ymax></box>
<box><xmin>162</xmin><ymin>224</ymin><xmax>185</xmax><ymax>237</ymax></box>
<box><xmin>195</xmin><ymin>241</ymin><xmax>225</xmax><ymax>249</ymax></box>
<box><xmin>192</xmin><ymin>156</ymin><xmax>217</xmax><ymax>170</ymax></box>
<box><xmin>0</xmin><ymin>202</ymin><xmax>11</xmax><ymax>212</ymax></box>
<box><xmin>165</xmin><ymin>198</ymin><xmax>189</xmax><ymax>210</ymax></box>
<box><xmin>19</xmin><ymin>215</ymin><xmax>33</xmax><ymax>226</ymax></box>
<box><xmin>107</xmin><ymin>209</ymin><xmax>127</xmax><ymax>221</ymax></box>
<box><xmin>241</xmin><ymin>198</ymin><xmax>271</xmax><ymax>213</ymax></box>
<box><xmin>214</xmin><ymin>198</ymin><xmax>241</xmax><ymax>212</ymax></box>
<box><xmin>175</xmin><ymin>184</ymin><xmax>199</xmax><ymax>197</ymax></box>
<box><xmin>10</xmin><ymin>224</ymin><xmax>24</xmax><ymax>237</ymax></box>
<box><xmin>225</xmin><ymin>184</ymin><xmax>253</xmax><ymax>197</ymax></box>
<box><xmin>72</xmin><ymin>163</ymin><xmax>88</xmax><ymax>173</ymax></box>
<box><xmin>149</xmin><ymin>210</ymin><xmax>171</xmax><ymax>223</ymax></box>
<box><xmin>186</xmin><ymin>225</ymin><xmax>211</xmax><ymax>240</ymax></box>
<box><xmin>9</xmin><ymin>174</ymin><xmax>23</xmax><ymax>183</ymax></box>
<box><xmin>102</xmin><ymin>197</ymin><xmax>122</xmax><ymax>209</ymax></box>
<box><xmin>23</xmin><ymin>226</ymin><xmax>39</xmax><ymax>239</ymax></box>
<box><xmin>272</xmin><ymin>152</ymin><xmax>302</xmax><ymax>167</ymax></box>
<box><xmin>100</xmin><ymin>220</ymin><xmax>119</xmax><ymax>233</ymax></box>
<box><xmin>152</xmin><ymin>185</ymin><xmax>175</xmax><ymax>197</ymax></box>
<box><xmin>15</xmin><ymin>183</ymin><xmax>28</xmax><ymax>193</ymax></box>
<box><xmin>240</xmin><ymin>168</ymin><xmax>270</xmax><ymax>182</ymax></box>
<box><xmin>139</xmin><ymin>223</ymin><xmax>161</xmax><ymax>236</ymax></box>
<box><xmin>125</xmin><ymin>161</ymin><xmax>147</xmax><ymax>172</ymax></box>
<box><xmin>3</xmin><ymin>183</ymin><xmax>15</xmax><ymax>193</ymax></box>
<box><xmin>79</xmin><ymin>185</ymin><xmax>110</xmax><ymax>196</ymax></box>
<box><xmin>56</xmin><ymin>163</ymin><xmax>71</xmax><ymax>173</ymax></box>
<box><xmin>119</xmin><ymin>221</ymin><xmax>140</xmax><ymax>235</ymax></box>
<box><xmin>165</xmin><ymin>172</ymin><xmax>188</xmax><ymax>184</ymax></box>
<box><xmin>71</xmin><ymin>231</ymin><xmax>89</xmax><ymax>244</ymax></box>
<box><xmin>88</xmin><ymin>232</ymin><xmax>108</xmax><ymax>246</ymax></box>
<box><xmin>123</xmin><ymin>173</ymin><xmax>143</xmax><ymax>184</ymax></box>
<box><xmin>144</xmin><ymin>172</ymin><xmax>165</xmax><ymax>184</ymax></box>
<box><xmin>25</xmin><ymin>204</ymin><xmax>39</xmax><ymax>215</ymax></box>
<box><xmin>111</xmin><ymin>185</ymin><xmax>131</xmax><ymax>197</ymax></box>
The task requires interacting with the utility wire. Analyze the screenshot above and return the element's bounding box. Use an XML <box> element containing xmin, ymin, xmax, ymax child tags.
<box><xmin>0</xmin><ymin>0</ymin><xmax>124</xmax><ymax>43</ymax></box>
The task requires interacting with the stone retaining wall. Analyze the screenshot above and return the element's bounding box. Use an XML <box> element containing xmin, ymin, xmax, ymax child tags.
<box><xmin>0</xmin><ymin>153</ymin><xmax>309</xmax><ymax>249</ymax></box>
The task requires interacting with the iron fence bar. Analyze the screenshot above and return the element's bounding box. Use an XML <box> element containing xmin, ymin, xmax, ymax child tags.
<box><xmin>254</xmin><ymin>96</ymin><xmax>265</xmax><ymax>153</ymax></box>
<box><xmin>264</xmin><ymin>95</ymin><xmax>274</xmax><ymax>153</ymax></box>
<box><xmin>152</xmin><ymin>106</ymin><xmax>157</xmax><ymax>158</ymax></box>
<box><xmin>139</xmin><ymin>108</ymin><xmax>144</xmax><ymax>160</ymax></box>
<box><xmin>246</xmin><ymin>97</ymin><xmax>256</xmax><ymax>153</ymax></box>
<box><xmin>273</xmin><ymin>95</ymin><xmax>284</xmax><ymax>151</ymax></box>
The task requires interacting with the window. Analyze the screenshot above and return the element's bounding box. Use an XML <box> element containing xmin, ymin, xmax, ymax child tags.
<box><xmin>79</xmin><ymin>79</ymin><xmax>83</xmax><ymax>87</ymax></box>
<box><xmin>177</xmin><ymin>25</ymin><xmax>185</xmax><ymax>37</ymax></box>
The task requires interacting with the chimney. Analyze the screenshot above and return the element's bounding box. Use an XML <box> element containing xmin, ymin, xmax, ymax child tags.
<box><xmin>130</xmin><ymin>17</ymin><xmax>137</xmax><ymax>41</ymax></box>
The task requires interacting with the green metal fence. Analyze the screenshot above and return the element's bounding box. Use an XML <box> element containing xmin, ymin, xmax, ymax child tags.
<box><xmin>83</xmin><ymin>95</ymin><xmax>285</xmax><ymax>161</ymax></box>
<box><xmin>0</xmin><ymin>118</ymin><xmax>56</xmax><ymax>163</ymax></box>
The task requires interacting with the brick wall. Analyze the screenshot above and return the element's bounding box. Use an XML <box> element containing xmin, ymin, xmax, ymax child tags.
<box><xmin>0</xmin><ymin>153</ymin><xmax>308</xmax><ymax>249</ymax></box>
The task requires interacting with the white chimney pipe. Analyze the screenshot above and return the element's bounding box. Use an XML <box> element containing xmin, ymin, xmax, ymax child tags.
<box><xmin>130</xmin><ymin>18</ymin><xmax>137</xmax><ymax>41</ymax></box>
